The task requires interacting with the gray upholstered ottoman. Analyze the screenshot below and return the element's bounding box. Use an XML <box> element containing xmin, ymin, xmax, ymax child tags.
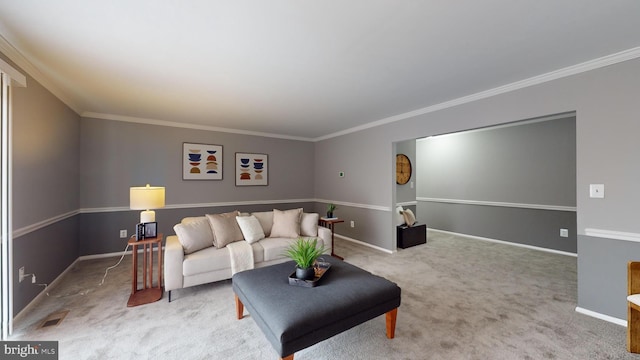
<box><xmin>232</xmin><ymin>257</ymin><xmax>401</xmax><ymax>360</ymax></box>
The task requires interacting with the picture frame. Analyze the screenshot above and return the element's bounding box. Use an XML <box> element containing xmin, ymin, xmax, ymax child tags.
<box><xmin>135</xmin><ymin>223</ymin><xmax>145</xmax><ymax>240</ymax></box>
<box><xmin>183</xmin><ymin>143</ymin><xmax>223</xmax><ymax>180</ymax></box>
<box><xmin>144</xmin><ymin>222</ymin><xmax>158</xmax><ymax>239</ymax></box>
<box><xmin>135</xmin><ymin>222</ymin><xmax>158</xmax><ymax>240</ymax></box>
<box><xmin>235</xmin><ymin>152</ymin><xmax>268</xmax><ymax>186</ymax></box>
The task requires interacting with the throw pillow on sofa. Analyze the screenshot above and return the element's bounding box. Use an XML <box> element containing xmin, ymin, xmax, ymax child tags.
<box><xmin>206</xmin><ymin>211</ymin><xmax>244</xmax><ymax>248</ymax></box>
<box><xmin>251</xmin><ymin>211</ymin><xmax>273</xmax><ymax>237</ymax></box>
<box><xmin>270</xmin><ymin>208</ymin><xmax>302</xmax><ymax>238</ymax></box>
<box><xmin>173</xmin><ymin>217</ymin><xmax>215</xmax><ymax>254</ymax></box>
<box><xmin>236</xmin><ymin>215</ymin><xmax>265</xmax><ymax>244</ymax></box>
<box><xmin>300</xmin><ymin>212</ymin><xmax>319</xmax><ymax>237</ymax></box>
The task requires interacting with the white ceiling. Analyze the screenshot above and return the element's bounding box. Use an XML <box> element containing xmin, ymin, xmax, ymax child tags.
<box><xmin>0</xmin><ymin>1</ymin><xmax>639</xmax><ymax>140</ymax></box>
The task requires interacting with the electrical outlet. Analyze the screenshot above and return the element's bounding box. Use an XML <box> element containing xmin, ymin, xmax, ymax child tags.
<box><xmin>350</xmin><ymin>220</ymin><xmax>355</xmax><ymax>228</ymax></box>
<box><xmin>560</xmin><ymin>229</ymin><xmax>569</xmax><ymax>238</ymax></box>
<box><xmin>19</xmin><ymin>267</ymin><xmax>24</xmax><ymax>282</ymax></box>
<box><xmin>119</xmin><ymin>229</ymin><xmax>127</xmax><ymax>238</ymax></box>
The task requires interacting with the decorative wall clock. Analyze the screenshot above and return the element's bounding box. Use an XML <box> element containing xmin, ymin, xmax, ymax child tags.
<box><xmin>396</xmin><ymin>153</ymin><xmax>412</xmax><ymax>185</ymax></box>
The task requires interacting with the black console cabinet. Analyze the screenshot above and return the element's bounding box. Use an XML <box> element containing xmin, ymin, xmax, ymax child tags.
<box><xmin>397</xmin><ymin>224</ymin><xmax>427</xmax><ymax>249</ymax></box>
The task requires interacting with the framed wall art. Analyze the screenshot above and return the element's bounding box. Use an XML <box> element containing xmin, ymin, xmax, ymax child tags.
<box><xmin>183</xmin><ymin>143</ymin><xmax>223</xmax><ymax>180</ymax></box>
<box><xmin>235</xmin><ymin>152</ymin><xmax>268</xmax><ymax>186</ymax></box>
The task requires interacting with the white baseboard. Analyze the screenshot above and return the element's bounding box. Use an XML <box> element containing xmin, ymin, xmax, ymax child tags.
<box><xmin>429</xmin><ymin>228</ymin><xmax>577</xmax><ymax>257</ymax></box>
<box><xmin>12</xmin><ymin>257</ymin><xmax>80</xmax><ymax>327</ymax></box>
<box><xmin>335</xmin><ymin>234</ymin><xmax>395</xmax><ymax>254</ymax></box>
<box><xmin>575</xmin><ymin>306</ymin><xmax>627</xmax><ymax>327</ymax></box>
<box><xmin>13</xmin><ymin>246</ymin><xmax>134</xmax><ymax>326</ymax></box>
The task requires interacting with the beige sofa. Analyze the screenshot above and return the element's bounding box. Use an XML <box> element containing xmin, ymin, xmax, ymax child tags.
<box><xmin>164</xmin><ymin>208</ymin><xmax>332</xmax><ymax>301</ymax></box>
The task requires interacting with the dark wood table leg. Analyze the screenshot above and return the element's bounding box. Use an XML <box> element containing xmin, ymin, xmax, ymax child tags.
<box><xmin>235</xmin><ymin>295</ymin><xmax>244</xmax><ymax>319</ymax></box>
<box><xmin>386</xmin><ymin>308</ymin><xmax>398</xmax><ymax>339</ymax></box>
<box><xmin>328</xmin><ymin>222</ymin><xmax>344</xmax><ymax>260</ymax></box>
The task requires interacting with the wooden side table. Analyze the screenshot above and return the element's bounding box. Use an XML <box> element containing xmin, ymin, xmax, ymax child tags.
<box><xmin>127</xmin><ymin>233</ymin><xmax>163</xmax><ymax>307</ymax></box>
<box><xmin>319</xmin><ymin>218</ymin><xmax>344</xmax><ymax>260</ymax></box>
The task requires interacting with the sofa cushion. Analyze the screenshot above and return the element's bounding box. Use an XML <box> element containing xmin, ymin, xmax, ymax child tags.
<box><xmin>236</xmin><ymin>215</ymin><xmax>265</xmax><ymax>244</ymax></box>
<box><xmin>206</xmin><ymin>211</ymin><xmax>244</xmax><ymax>248</ymax></box>
<box><xmin>261</xmin><ymin>236</ymin><xmax>325</xmax><ymax>262</ymax></box>
<box><xmin>252</xmin><ymin>211</ymin><xmax>273</xmax><ymax>237</ymax></box>
<box><xmin>270</xmin><ymin>208</ymin><xmax>302</xmax><ymax>238</ymax></box>
<box><xmin>173</xmin><ymin>218</ymin><xmax>214</xmax><ymax>255</ymax></box>
<box><xmin>183</xmin><ymin>246</ymin><xmax>231</xmax><ymax>275</ymax></box>
<box><xmin>300</xmin><ymin>213</ymin><xmax>319</xmax><ymax>237</ymax></box>
<box><xmin>260</xmin><ymin>237</ymin><xmax>298</xmax><ymax>262</ymax></box>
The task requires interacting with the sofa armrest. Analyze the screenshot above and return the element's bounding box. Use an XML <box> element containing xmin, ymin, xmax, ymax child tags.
<box><xmin>164</xmin><ymin>235</ymin><xmax>184</xmax><ymax>292</ymax></box>
<box><xmin>318</xmin><ymin>226</ymin><xmax>332</xmax><ymax>255</ymax></box>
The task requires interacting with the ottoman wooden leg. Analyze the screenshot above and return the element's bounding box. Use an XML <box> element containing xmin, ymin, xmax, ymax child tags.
<box><xmin>280</xmin><ymin>355</ymin><xmax>294</xmax><ymax>360</ymax></box>
<box><xmin>235</xmin><ymin>295</ymin><xmax>244</xmax><ymax>319</ymax></box>
<box><xmin>386</xmin><ymin>308</ymin><xmax>398</xmax><ymax>339</ymax></box>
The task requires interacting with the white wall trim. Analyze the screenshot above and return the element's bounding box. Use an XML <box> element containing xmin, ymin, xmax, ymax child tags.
<box><xmin>584</xmin><ymin>228</ymin><xmax>640</xmax><ymax>243</ymax></box>
<box><xmin>417</xmin><ymin>197</ymin><xmax>576</xmax><ymax>212</ymax></box>
<box><xmin>0</xmin><ymin>34</ymin><xmax>79</xmax><ymax>110</ymax></box>
<box><xmin>80</xmin><ymin>198</ymin><xmax>392</xmax><ymax>215</ymax></box>
<box><xmin>17</xmin><ymin>199</ymin><xmax>391</xmax><ymax>238</ymax></box>
<box><xmin>0</xmin><ymin>57</ymin><xmax>25</xmax><ymax>87</ymax></box>
<box><xmin>315</xmin><ymin>199</ymin><xmax>392</xmax><ymax>212</ymax></box>
<box><xmin>82</xmin><ymin>112</ymin><xmax>314</xmax><ymax>142</ymax></box>
<box><xmin>12</xmin><ymin>257</ymin><xmax>80</xmax><ymax>325</ymax></box>
<box><xmin>335</xmin><ymin>234</ymin><xmax>394</xmax><ymax>254</ymax></box>
<box><xmin>80</xmin><ymin>198</ymin><xmax>318</xmax><ymax>214</ymax></box>
<box><xmin>575</xmin><ymin>306</ymin><xmax>626</xmax><ymax>327</ymax></box>
<box><xmin>396</xmin><ymin>201</ymin><xmax>417</xmax><ymax>207</ymax></box>
<box><xmin>430</xmin><ymin>228</ymin><xmax>577</xmax><ymax>257</ymax></box>
<box><xmin>1</xmin><ymin>29</ymin><xmax>638</xmax><ymax>143</ymax></box>
<box><xmin>13</xmin><ymin>210</ymin><xmax>79</xmax><ymax>239</ymax></box>
<box><xmin>315</xmin><ymin>46</ymin><xmax>640</xmax><ymax>141</ymax></box>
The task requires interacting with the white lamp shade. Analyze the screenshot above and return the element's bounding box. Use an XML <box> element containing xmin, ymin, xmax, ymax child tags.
<box><xmin>130</xmin><ymin>184</ymin><xmax>165</xmax><ymax>211</ymax></box>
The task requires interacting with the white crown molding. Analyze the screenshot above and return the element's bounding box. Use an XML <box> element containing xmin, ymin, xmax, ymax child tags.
<box><xmin>0</xmin><ymin>57</ymin><xmax>25</xmax><ymax>87</ymax></box>
<box><xmin>0</xmin><ymin>34</ymin><xmax>82</xmax><ymax>113</ymax></box>
<box><xmin>417</xmin><ymin>197</ymin><xmax>576</xmax><ymax>212</ymax></box>
<box><xmin>82</xmin><ymin>112</ymin><xmax>314</xmax><ymax>142</ymax></box>
<box><xmin>584</xmin><ymin>228</ymin><xmax>640</xmax><ymax>243</ymax></box>
<box><xmin>315</xmin><ymin>46</ymin><xmax>640</xmax><ymax>141</ymax></box>
<box><xmin>2</xmin><ymin>27</ymin><xmax>638</xmax><ymax>142</ymax></box>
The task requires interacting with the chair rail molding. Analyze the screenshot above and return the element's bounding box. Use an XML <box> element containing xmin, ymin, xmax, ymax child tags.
<box><xmin>417</xmin><ymin>197</ymin><xmax>576</xmax><ymax>212</ymax></box>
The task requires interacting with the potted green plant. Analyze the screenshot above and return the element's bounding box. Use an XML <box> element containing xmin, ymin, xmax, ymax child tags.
<box><xmin>284</xmin><ymin>237</ymin><xmax>326</xmax><ymax>280</ymax></box>
<box><xmin>326</xmin><ymin>203</ymin><xmax>336</xmax><ymax>218</ymax></box>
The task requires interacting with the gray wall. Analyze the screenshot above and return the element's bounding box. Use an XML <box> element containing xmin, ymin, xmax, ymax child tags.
<box><xmin>7</xmin><ymin>48</ymin><xmax>640</xmax><ymax>324</ymax></box>
<box><xmin>6</xmin><ymin>53</ymin><xmax>81</xmax><ymax>316</ymax></box>
<box><xmin>313</xmin><ymin>57</ymin><xmax>640</xmax><ymax>320</ymax></box>
<box><xmin>79</xmin><ymin>117</ymin><xmax>316</xmax><ymax>254</ymax></box>
<box><xmin>415</xmin><ymin>117</ymin><xmax>577</xmax><ymax>252</ymax></box>
<box><xmin>395</xmin><ymin>139</ymin><xmax>416</xmax><ymax>207</ymax></box>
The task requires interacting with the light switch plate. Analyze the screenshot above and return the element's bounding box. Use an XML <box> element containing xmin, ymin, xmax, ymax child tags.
<box><xmin>589</xmin><ymin>184</ymin><xmax>604</xmax><ymax>198</ymax></box>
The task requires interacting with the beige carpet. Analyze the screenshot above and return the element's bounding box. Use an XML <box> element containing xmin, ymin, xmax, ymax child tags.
<box><xmin>10</xmin><ymin>230</ymin><xmax>639</xmax><ymax>359</ymax></box>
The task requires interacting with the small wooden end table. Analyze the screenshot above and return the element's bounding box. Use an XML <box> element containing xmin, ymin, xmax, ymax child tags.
<box><xmin>127</xmin><ymin>233</ymin><xmax>163</xmax><ymax>307</ymax></box>
<box><xmin>319</xmin><ymin>218</ymin><xmax>344</xmax><ymax>260</ymax></box>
